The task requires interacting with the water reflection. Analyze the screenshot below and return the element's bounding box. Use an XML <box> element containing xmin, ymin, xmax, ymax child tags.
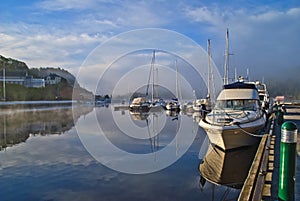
<box><xmin>0</xmin><ymin>106</ymin><xmax>93</xmax><ymax>151</ymax></box>
<box><xmin>198</xmin><ymin>143</ymin><xmax>259</xmax><ymax>200</ymax></box>
<box><xmin>0</xmin><ymin>104</ymin><xmax>261</xmax><ymax>201</ymax></box>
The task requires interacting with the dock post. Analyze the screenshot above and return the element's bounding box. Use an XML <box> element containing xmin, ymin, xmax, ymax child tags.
<box><xmin>278</xmin><ymin>121</ymin><xmax>298</xmax><ymax>201</ymax></box>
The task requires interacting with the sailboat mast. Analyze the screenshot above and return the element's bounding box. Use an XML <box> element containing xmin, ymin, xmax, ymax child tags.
<box><xmin>234</xmin><ymin>67</ymin><xmax>237</xmax><ymax>82</ymax></box>
<box><xmin>156</xmin><ymin>61</ymin><xmax>158</xmax><ymax>99</ymax></box>
<box><xmin>224</xmin><ymin>28</ymin><xmax>229</xmax><ymax>85</ymax></box>
<box><xmin>175</xmin><ymin>60</ymin><xmax>179</xmax><ymax>98</ymax></box>
<box><xmin>3</xmin><ymin>68</ymin><xmax>6</xmax><ymax>101</ymax></box>
<box><xmin>207</xmin><ymin>39</ymin><xmax>211</xmax><ymax>98</ymax></box>
<box><xmin>151</xmin><ymin>50</ymin><xmax>155</xmax><ymax>102</ymax></box>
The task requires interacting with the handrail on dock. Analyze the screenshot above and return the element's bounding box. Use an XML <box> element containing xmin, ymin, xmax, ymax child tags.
<box><xmin>238</xmin><ymin>118</ymin><xmax>273</xmax><ymax>201</ymax></box>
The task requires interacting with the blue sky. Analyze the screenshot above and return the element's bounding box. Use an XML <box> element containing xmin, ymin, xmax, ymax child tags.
<box><xmin>1</xmin><ymin>0</ymin><xmax>300</xmax><ymax>92</ymax></box>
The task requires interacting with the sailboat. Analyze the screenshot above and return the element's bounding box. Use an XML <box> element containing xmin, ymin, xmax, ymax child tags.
<box><xmin>193</xmin><ymin>39</ymin><xmax>212</xmax><ymax>113</ymax></box>
<box><xmin>199</xmin><ymin>29</ymin><xmax>266</xmax><ymax>150</ymax></box>
<box><xmin>129</xmin><ymin>50</ymin><xmax>158</xmax><ymax>112</ymax></box>
<box><xmin>149</xmin><ymin>51</ymin><xmax>166</xmax><ymax>111</ymax></box>
<box><xmin>166</xmin><ymin>60</ymin><xmax>180</xmax><ymax>111</ymax></box>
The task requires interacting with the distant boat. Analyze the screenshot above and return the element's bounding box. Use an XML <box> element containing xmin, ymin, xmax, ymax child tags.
<box><xmin>193</xmin><ymin>99</ymin><xmax>206</xmax><ymax>112</ymax></box>
<box><xmin>148</xmin><ymin>51</ymin><xmax>166</xmax><ymax>111</ymax></box>
<box><xmin>129</xmin><ymin>97</ymin><xmax>150</xmax><ymax>112</ymax></box>
<box><xmin>166</xmin><ymin>60</ymin><xmax>180</xmax><ymax>111</ymax></box>
<box><xmin>193</xmin><ymin>39</ymin><xmax>213</xmax><ymax>113</ymax></box>
<box><xmin>129</xmin><ymin>50</ymin><xmax>156</xmax><ymax>112</ymax></box>
<box><xmin>199</xmin><ymin>81</ymin><xmax>266</xmax><ymax>150</ymax></box>
<box><xmin>166</xmin><ymin>98</ymin><xmax>180</xmax><ymax>111</ymax></box>
<box><xmin>254</xmin><ymin>81</ymin><xmax>270</xmax><ymax>111</ymax></box>
<box><xmin>180</xmin><ymin>101</ymin><xmax>193</xmax><ymax>112</ymax></box>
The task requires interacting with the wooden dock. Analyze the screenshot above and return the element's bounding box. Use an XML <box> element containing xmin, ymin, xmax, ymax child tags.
<box><xmin>239</xmin><ymin>105</ymin><xmax>300</xmax><ymax>200</ymax></box>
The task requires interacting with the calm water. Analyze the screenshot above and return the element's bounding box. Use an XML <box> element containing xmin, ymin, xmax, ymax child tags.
<box><xmin>0</xmin><ymin>104</ymin><xmax>261</xmax><ymax>201</ymax></box>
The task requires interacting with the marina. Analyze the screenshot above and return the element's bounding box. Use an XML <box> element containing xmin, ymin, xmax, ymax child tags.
<box><xmin>0</xmin><ymin>101</ymin><xmax>299</xmax><ymax>200</ymax></box>
<box><xmin>1</xmin><ymin>0</ymin><xmax>299</xmax><ymax>200</ymax></box>
<box><xmin>0</xmin><ymin>28</ymin><xmax>299</xmax><ymax>200</ymax></box>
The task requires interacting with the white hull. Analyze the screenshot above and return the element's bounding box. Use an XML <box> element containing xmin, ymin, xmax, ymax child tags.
<box><xmin>199</xmin><ymin>116</ymin><xmax>265</xmax><ymax>150</ymax></box>
<box><xmin>166</xmin><ymin>104</ymin><xmax>180</xmax><ymax>111</ymax></box>
<box><xmin>129</xmin><ymin>97</ymin><xmax>150</xmax><ymax>112</ymax></box>
<box><xmin>166</xmin><ymin>100</ymin><xmax>180</xmax><ymax>111</ymax></box>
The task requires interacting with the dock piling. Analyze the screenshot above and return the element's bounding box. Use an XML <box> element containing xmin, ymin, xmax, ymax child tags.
<box><xmin>278</xmin><ymin>121</ymin><xmax>298</xmax><ymax>201</ymax></box>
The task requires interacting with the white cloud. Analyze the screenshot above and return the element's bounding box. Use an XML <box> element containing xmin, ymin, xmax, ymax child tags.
<box><xmin>184</xmin><ymin>6</ymin><xmax>222</xmax><ymax>25</ymax></box>
<box><xmin>0</xmin><ymin>22</ymin><xmax>108</xmax><ymax>68</ymax></box>
<box><xmin>36</xmin><ymin>0</ymin><xmax>98</xmax><ymax>11</ymax></box>
<box><xmin>183</xmin><ymin>5</ymin><xmax>300</xmax><ymax>79</ymax></box>
<box><xmin>1</xmin><ymin>1</ymin><xmax>300</xmax><ymax>88</ymax></box>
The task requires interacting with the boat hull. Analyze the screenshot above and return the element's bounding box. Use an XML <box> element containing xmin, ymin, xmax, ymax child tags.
<box><xmin>199</xmin><ymin>116</ymin><xmax>265</xmax><ymax>150</ymax></box>
<box><xmin>129</xmin><ymin>105</ymin><xmax>150</xmax><ymax>112</ymax></box>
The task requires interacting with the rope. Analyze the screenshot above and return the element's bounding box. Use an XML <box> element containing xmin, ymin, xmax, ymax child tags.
<box><xmin>234</xmin><ymin>122</ymin><xmax>264</xmax><ymax>137</ymax></box>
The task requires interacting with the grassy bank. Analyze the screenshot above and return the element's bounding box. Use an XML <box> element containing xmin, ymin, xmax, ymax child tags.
<box><xmin>0</xmin><ymin>81</ymin><xmax>73</xmax><ymax>101</ymax></box>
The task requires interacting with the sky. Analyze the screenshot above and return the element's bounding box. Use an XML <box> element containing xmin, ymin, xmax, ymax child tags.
<box><xmin>0</xmin><ymin>0</ymin><xmax>300</xmax><ymax>93</ymax></box>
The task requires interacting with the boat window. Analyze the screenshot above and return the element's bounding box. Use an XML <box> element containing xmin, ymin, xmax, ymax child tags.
<box><xmin>215</xmin><ymin>100</ymin><xmax>258</xmax><ymax>111</ymax></box>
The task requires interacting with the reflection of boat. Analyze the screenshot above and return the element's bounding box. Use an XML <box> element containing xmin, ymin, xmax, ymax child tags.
<box><xmin>199</xmin><ymin>144</ymin><xmax>258</xmax><ymax>189</ymax></box>
<box><xmin>129</xmin><ymin>97</ymin><xmax>150</xmax><ymax>112</ymax></box>
<box><xmin>129</xmin><ymin>111</ymin><xmax>149</xmax><ymax>121</ymax></box>
<box><xmin>180</xmin><ymin>101</ymin><xmax>193</xmax><ymax>112</ymax></box>
<box><xmin>199</xmin><ymin>81</ymin><xmax>265</xmax><ymax>150</ymax></box>
<box><xmin>165</xmin><ymin>108</ymin><xmax>179</xmax><ymax>117</ymax></box>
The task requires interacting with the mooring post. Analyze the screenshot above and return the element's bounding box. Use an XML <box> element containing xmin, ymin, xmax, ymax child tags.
<box><xmin>278</xmin><ymin>121</ymin><xmax>298</xmax><ymax>201</ymax></box>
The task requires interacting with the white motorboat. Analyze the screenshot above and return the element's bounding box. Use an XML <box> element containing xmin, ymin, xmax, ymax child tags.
<box><xmin>199</xmin><ymin>81</ymin><xmax>266</xmax><ymax>150</ymax></box>
<box><xmin>129</xmin><ymin>97</ymin><xmax>150</xmax><ymax>112</ymax></box>
<box><xmin>166</xmin><ymin>98</ymin><xmax>180</xmax><ymax>111</ymax></box>
<box><xmin>255</xmin><ymin>81</ymin><xmax>270</xmax><ymax>111</ymax></box>
<box><xmin>193</xmin><ymin>99</ymin><xmax>205</xmax><ymax>112</ymax></box>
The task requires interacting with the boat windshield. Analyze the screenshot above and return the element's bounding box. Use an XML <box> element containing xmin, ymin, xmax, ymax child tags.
<box><xmin>215</xmin><ymin>99</ymin><xmax>259</xmax><ymax>111</ymax></box>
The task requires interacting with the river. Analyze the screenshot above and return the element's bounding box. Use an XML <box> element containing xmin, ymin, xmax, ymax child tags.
<box><xmin>0</xmin><ymin>104</ymin><xmax>259</xmax><ymax>201</ymax></box>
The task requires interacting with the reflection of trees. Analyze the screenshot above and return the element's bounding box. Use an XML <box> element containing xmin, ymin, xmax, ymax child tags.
<box><xmin>0</xmin><ymin>106</ymin><xmax>93</xmax><ymax>150</ymax></box>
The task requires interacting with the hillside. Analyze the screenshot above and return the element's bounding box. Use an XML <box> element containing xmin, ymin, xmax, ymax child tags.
<box><xmin>0</xmin><ymin>55</ymin><xmax>93</xmax><ymax>101</ymax></box>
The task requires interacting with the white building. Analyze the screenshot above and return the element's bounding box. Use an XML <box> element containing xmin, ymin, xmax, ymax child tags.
<box><xmin>45</xmin><ymin>73</ymin><xmax>62</xmax><ymax>85</ymax></box>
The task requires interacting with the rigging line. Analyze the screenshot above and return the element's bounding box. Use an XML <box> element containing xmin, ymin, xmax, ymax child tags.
<box><xmin>234</xmin><ymin>123</ymin><xmax>264</xmax><ymax>137</ymax></box>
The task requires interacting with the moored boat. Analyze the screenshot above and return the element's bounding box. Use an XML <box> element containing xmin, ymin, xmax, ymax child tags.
<box><xmin>129</xmin><ymin>97</ymin><xmax>150</xmax><ymax>112</ymax></box>
<box><xmin>199</xmin><ymin>81</ymin><xmax>266</xmax><ymax>150</ymax></box>
<box><xmin>166</xmin><ymin>98</ymin><xmax>180</xmax><ymax>111</ymax></box>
